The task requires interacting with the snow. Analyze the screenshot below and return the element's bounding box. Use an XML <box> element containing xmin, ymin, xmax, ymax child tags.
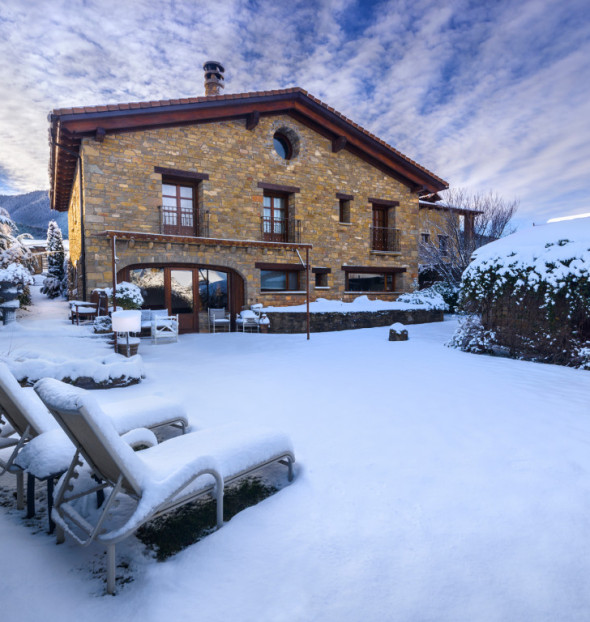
<box><xmin>1</xmin><ymin>285</ymin><xmax>590</xmax><ymax>620</ymax></box>
<box><xmin>470</xmin><ymin>216</ymin><xmax>590</xmax><ymax>275</ymax></box>
<box><xmin>264</xmin><ymin>294</ymin><xmax>444</xmax><ymax>313</ymax></box>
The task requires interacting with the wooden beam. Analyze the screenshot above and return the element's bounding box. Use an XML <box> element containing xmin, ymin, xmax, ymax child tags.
<box><xmin>154</xmin><ymin>166</ymin><xmax>209</xmax><ymax>181</ymax></box>
<box><xmin>95</xmin><ymin>127</ymin><xmax>106</xmax><ymax>142</ymax></box>
<box><xmin>332</xmin><ymin>136</ymin><xmax>347</xmax><ymax>153</ymax></box>
<box><xmin>336</xmin><ymin>192</ymin><xmax>354</xmax><ymax>201</ymax></box>
<box><xmin>368</xmin><ymin>198</ymin><xmax>400</xmax><ymax>208</ymax></box>
<box><xmin>257</xmin><ymin>181</ymin><xmax>300</xmax><ymax>194</ymax></box>
<box><xmin>245</xmin><ymin>110</ymin><xmax>260</xmax><ymax>130</ymax></box>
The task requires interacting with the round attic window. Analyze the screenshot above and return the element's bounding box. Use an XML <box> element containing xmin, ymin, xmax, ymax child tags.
<box><xmin>272</xmin><ymin>127</ymin><xmax>300</xmax><ymax>160</ymax></box>
<box><xmin>273</xmin><ymin>132</ymin><xmax>292</xmax><ymax>159</ymax></box>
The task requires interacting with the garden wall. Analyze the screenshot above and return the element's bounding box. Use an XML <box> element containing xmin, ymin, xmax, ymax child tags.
<box><xmin>265</xmin><ymin>308</ymin><xmax>443</xmax><ymax>333</ymax></box>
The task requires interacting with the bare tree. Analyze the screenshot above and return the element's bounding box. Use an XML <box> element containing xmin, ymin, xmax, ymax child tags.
<box><xmin>419</xmin><ymin>189</ymin><xmax>519</xmax><ymax>286</ymax></box>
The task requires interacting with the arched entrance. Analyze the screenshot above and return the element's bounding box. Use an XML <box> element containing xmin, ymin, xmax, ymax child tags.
<box><xmin>117</xmin><ymin>263</ymin><xmax>245</xmax><ymax>333</ymax></box>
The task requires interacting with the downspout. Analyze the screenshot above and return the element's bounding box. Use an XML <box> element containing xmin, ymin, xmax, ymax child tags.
<box><xmin>49</xmin><ymin>129</ymin><xmax>87</xmax><ymax>300</ymax></box>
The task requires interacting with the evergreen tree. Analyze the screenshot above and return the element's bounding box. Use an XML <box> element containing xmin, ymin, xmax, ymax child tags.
<box><xmin>46</xmin><ymin>220</ymin><xmax>65</xmax><ymax>280</ymax></box>
<box><xmin>41</xmin><ymin>220</ymin><xmax>66</xmax><ymax>298</ymax></box>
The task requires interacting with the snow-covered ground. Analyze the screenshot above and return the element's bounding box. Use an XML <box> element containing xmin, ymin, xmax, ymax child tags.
<box><xmin>2</xmin><ymin>287</ymin><xmax>590</xmax><ymax>621</ymax></box>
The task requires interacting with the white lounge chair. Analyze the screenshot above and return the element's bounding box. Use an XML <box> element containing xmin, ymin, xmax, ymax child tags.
<box><xmin>35</xmin><ymin>377</ymin><xmax>295</xmax><ymax>595</ymax></box>
<box><xmin>0</xmin><ymin>362</ymin><xmax>188</xmax><ymax>530</ymax></box>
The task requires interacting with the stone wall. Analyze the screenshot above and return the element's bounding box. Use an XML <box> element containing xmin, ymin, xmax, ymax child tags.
<box><xmin>78</xmin><ymin>113</ymin><xmax>421</xmax><ymax>304</ymax></box>
<box><xmin>265</xmin><ymin>308</ymin><xmax>443</xmax><ymax>333</ymax></box>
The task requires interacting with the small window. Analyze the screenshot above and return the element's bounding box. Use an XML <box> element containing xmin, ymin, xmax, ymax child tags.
<box><xmin>421</xmin><ymin>233</ymin><xmax>430</xmax><ymax>244</ymax></box>
<box><xmin>161</xmin><ymin>180</ymin><xmax>197</xmax><ymax>236</ymax></box>
<box><xmin>261</xmin><ymin>269</ymin><xmax>299</xmax><ymax>291</ymax></box>
<box><xmin>315</xmin><ymin>272</ymin><xmax>329</xmax><ymax>288</ymax></box>
<box><xmin>273</xmin><ymin>132</ymin><xmax>292</xmax><ymax>160</ymax></box>
<box><xmin>346</xmin><ymin>272</ymin><xmax>395</xmax><ymax>292</ymax></box>
<box><xmin>339</xmin><ymin>199</ymin><xmax>351</xmax><ymax>223</ymax></box>
<box><xmin>438</xmin><ymin>234</ymin><xmax>449</xmax><ymax>256</ymax></box>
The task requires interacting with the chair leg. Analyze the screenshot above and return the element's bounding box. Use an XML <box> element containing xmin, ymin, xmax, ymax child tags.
<box><xmin>26</xmin><ymin>473</ymin><xmax>35</xmax><ymax>518</ymax></box>
<box><xmin>106</xmin><ymin>543</ymin><xmax>116</xmax><ymax>595</ymax></box>
<box><xmin>16</xmin><ymin>470</ymin><xmax>24</xmax><ymax>510</ymax></box>
<box><xmin>47</xmin><ymin>478</ymin><xmax>55</xmax><ymax>533</ymax></box>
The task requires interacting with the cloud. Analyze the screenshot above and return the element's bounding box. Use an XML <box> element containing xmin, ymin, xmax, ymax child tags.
<box><xmin>0</xmin><ymin>0</ymin><xmax>588</xmax><ymax>225</ymax></box>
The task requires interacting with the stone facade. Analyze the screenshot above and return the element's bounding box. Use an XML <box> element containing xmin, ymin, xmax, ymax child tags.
<box><xmin>72</xmin><ymin>114</ymin><xmax>421</xmax><ymax>310</ymax></box>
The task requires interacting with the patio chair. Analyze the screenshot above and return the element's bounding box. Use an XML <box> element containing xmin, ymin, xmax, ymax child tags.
<box><xmin>208</xmin><ymin>308</ymin><xmax>230</xmax><ymax>333</ymax></box>
<box><xmin>0</xmin><ymin>362</ymin><xmax>189</xmax><ymax>530</ymax></box>
<box><xmin>35</xmin><ymin>378</ymin><xmax>295</xmax><ymax>594</ymax></box>
<box><xmin>151</xmin><ymin>310</ymin><xmax>179</xmax><ymax>343</ymax></box>
<box><xmin>238</xmin><ymin>309</ymin><xmax>260</xmax><ymax>333</ymax></box>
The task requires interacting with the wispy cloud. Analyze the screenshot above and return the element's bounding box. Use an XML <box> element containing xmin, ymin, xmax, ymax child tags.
<box><xmin>0</xmin><ymin>0</ymin><xmax>588</xmax><ymax>224</ymax></box>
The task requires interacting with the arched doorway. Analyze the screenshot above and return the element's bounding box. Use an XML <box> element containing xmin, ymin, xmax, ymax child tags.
<box><xmin>118</xmin><ymin>263</ymin><xmax>245</xmax><ymax>333</ymax></box>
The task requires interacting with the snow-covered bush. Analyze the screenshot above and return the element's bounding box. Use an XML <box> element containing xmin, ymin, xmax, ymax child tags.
<box><xmin>452</xmin><ymin>219</ymin><xmax>590</xmax><ymax>367</ymax></box>
<box><xmin>41</xmin><ymin>220</ymin><xmax>66</xmax><ymax>298</ymax></box>
<box><xmin>93</xmin><ymin>315</ymin><xmax>112</xmax><ymax>334</ymax></box>
<box><xmin>0</xmin><ymin>208</ymin><xmax>34</xmax><ymax>308</ymax></box>
<box><xmin>428</xmin><ymin>281</ymin><xmax>460</xmax><ymax>313</ymax></box>
<box><xmin>105</xmin><ymin>281</ymin><xmax>143</xmax><ymax>310</ymax></box>
<box><xmin>396</xmin><ymin>287</ymin><xmax>448</xmax><ymax>311</ymax></box>
<box><xmin>447</xmin><ymin>315</ymin><xmax>497</xmax><ymax>354</ymax></box>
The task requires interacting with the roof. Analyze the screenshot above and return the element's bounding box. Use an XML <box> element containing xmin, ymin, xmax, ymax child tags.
<box><xmin>48</xmin><ymin>87</ymin><xmax>449</xmax><ymax>212</ymax></box>
<box><xmin>419</xmin><ymin>199</ymin><xmax>484</xmax><ymax>216</ymax></box>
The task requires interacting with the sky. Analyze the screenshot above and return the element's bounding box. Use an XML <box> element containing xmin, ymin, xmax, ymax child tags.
<box><xmin>0</xmin><ymin>0</ymin><xmax>589</xmax><ymax>226</ymax></box>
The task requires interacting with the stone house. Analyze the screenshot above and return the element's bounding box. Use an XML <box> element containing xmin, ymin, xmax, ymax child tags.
<box><xmin>417</xmin><ymin>193</ymin><xmax>482</xmax><ymax>286</ymax></box>
<box><xmin>48</xmin><ymin>61</ymin><xmax>448</xmax><ymax>332</ymax></box>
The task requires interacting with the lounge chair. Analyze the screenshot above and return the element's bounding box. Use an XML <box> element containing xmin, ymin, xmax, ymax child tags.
<box><xmin>35</xmin><ymin>377</ymin><xmax>295</xmax><ymax>595</ymax></box>
<box><xmin>0</xmin><ymin>362</ymin><xmax>189</xmax><ymax>529</ymax></box>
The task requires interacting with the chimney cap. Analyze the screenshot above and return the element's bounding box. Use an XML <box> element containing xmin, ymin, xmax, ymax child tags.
<box><xmin>203</xmin><ymin>60</ymin><xmax>225</xmax><ymax>72</ymax></box>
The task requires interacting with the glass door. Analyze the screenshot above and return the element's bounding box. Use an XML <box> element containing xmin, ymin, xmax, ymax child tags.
<box><xmin>170</xmin><ymin>269</ymin><xmax>196</xmax><ymax>332</ymax></box>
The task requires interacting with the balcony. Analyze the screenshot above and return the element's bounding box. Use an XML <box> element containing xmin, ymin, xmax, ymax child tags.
<box><xmin>261</xmin><ymin>217</ymin><xmax>301</xmax><ymax>244</ymax></box>
<box><xmin>371</xmin><ymin>226</ymin><xmax>401</xmax><ymax>252</ymax></box>
<box><xmin>159</xmin><ymin>207</ymin><xmax>209</xmax><ymax>237</ymax></box>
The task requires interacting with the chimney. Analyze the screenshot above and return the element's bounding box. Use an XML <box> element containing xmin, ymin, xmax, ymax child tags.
<box><xmin>203</xmin><ymin>60</ymin><xmax>225</xmax><ymax>96</ymax></box>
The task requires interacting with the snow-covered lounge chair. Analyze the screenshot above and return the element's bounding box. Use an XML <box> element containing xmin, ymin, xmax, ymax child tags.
<box><xmin>34</xmin><ymin>378</ymin><xmax>295</xmax><ymax>595</ymax></box>
<box><xmin>0</xmin><ymin>362</ymin><xmax>189</xmax><ymax>529</ymax></box>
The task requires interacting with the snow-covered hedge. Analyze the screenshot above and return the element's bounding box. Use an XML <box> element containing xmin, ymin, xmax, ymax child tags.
<box><xmin>2</xmin><ymin>351</ymin><xmax>145</xmax><ymax>388</ymax></box>
<box><xmin>396</xmin><ymin>287</ymin><xmax>448</xmax><ymax>311</ymax></box>
<box><xmin>452</xmin><ymin>218</ymin><xmax>590</xmax><ymax>368</ymax></box>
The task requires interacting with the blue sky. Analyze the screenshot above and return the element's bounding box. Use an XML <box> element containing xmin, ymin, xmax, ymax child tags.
<box><xmin>0</xmin><ymin>0</ymin><xmax>589</xmax><ymax>226</ymax></box>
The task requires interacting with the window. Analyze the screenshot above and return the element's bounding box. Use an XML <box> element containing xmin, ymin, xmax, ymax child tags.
<box><xmin>438</xmin><ymin>234</ymin><xmax>449</xmax><ymax>256</ymax></box>
<box><xmin>421</xmin><ymin>233</ymin><xmax>430</xmax><ymax>244</ymax></box>
<box><xmin>315</xmin><ymin>272</ymin><xmax>329</xmax><ymax>288</ymax></box>
<box><xmin>273</xmin><ymin>132</ymin><xmax>292</xmax><ymax>159</ymax></box>
<box><xmin>161</xmin><ymin>181</ymin><xmax>197</xmax><ymax>236</ymax></box>
<box><xmin>339</xmin><ymin>199</ymin><xmax>351</xmax><ymax>223</ymax></box>
<box><xmin>346</xmin><ymin>272</ymin><xmax>395</xmax><ymax>292</ymax></box>
<box><xmin>260</xmin><ymin>269</ymin><xmax>299</xmax><ymax>291</ymax></box>
<box><xmin>262</xmin><ymin>193</ymin><xmax>288</xmax><ymax>242</ymax></box>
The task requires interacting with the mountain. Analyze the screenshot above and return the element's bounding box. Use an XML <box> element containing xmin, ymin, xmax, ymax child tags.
<box><xmin>0</xmin><ymin>191</ymin><xmax>68</xmax><ymax>239</ymax></box>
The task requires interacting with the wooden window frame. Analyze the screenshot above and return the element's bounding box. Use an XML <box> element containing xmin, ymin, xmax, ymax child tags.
<box><xmin>161</xmin><ymin>177</ymin><xmax>199</xmax><ymax>237</ymax></box>
<box><xmin>260</xmin><ymin>268</ymin><xmax>301</xmax><ymax>292</ymax></box>
<box><xmin>262</xmin><ymin>190</ymin><xmax>289</xmax><ymax>243</ymax></box>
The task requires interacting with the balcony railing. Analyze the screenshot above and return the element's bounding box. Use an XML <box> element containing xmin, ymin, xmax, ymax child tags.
<box><xmin>261</xmin><ymin>217</ymin><xmax>301</xmax><ymax>243</ymax></box>
<box><xmin>159</xmin><ymin>206</ymin><xmax>209</xmax><ymax>237</ymax></box>
<box><xmin>371</xmin><ymin>226</ymin><xmax>401</xmax><ymax>252</ymax></box>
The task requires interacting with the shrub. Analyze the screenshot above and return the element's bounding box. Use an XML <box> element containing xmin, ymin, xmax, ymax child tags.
<box><xmin>105</xmin><ymin>281</ymin><xmax>143</xmax><ymax>310</ymax></box>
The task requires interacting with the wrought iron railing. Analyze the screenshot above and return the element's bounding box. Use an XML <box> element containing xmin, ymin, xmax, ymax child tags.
<box><xmin>158</xmin><ymin>206</ymin><xmax>209</xmax><ymax>237</ymax></box>
<box><xmin>261</xmin><ymin>217</ymin><xmax>301</xmax><ymax>243</ymax></box>
<box><xmin>371</xmin><ymin>226</ymin><xmax>401</xmax><ymax>252</ymax></box>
